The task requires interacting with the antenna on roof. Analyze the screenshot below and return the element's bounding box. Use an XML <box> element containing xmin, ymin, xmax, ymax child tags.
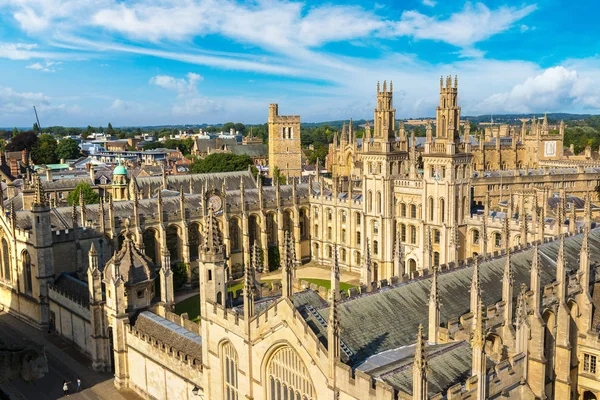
<box><xmin>33</xmin><ymin>106</ymin><xmax>42</xmax><ymax>134</ymax></box>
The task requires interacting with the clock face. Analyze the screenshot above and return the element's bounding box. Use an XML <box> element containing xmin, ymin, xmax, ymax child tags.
<box><xmin>208</xmin><ymin>195</ymin><xmax>222</xmax><ymax>211</ymax></box>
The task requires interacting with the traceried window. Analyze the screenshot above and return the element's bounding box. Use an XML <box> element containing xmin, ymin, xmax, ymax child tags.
<box><xmin>410</xmin><ymin>226</ymin><xmax>417</xmax><ymax>245</ymax></box>
<box><xmin>410</xmin><ymin>204</ymin><xmax>417</xmax><ymax>218</ymax></box>
<box><xmin>355</xmin><ymin>212</ymin><xmax>361</xmax><ymax>226</ymax></box>
<box><xmin>222</xmin><ymin>342</ymin><xmax>239</xmax><ymax>400</ymax></box>
<box><xmin>22</xmin><ymin>250</ymin><xmax>32</xmax><ymax>293</ymax></box>
<box><xmin>373</xmin><ymin>240</ymin><xmax>379</xmax><ymax>255</ymax></box>
<box><xmin>433</xmin><ymin>229</ymin><xmax>440</xmax><ymax>244</ymax></box>
<box><xmin>401</xmin><ymin>224</ymin><xmax>406</xmax><ymax>242</ymax></box>
<box><xmin>433</xmin><ymin>251</ymin><xmax>440</xmax><ymax>267</ymax></box>
<box><xmin>494</xmin><ymin>232</ymin><xmax>502</xmax><ymax>247</ymax></box>
<box><xmin>472</xmin><ymin>230</ymin><xmax>480</xmax><ymax>244</ymax></box>
<box><xmin>401</xmin><ymin>203</ymin><xmax>406</xmax><ymax>217</ymax></box>
<box><xmin>268</xmin><ymin>346</ymin><xmax>315</xmax><ymax>400</ymax></box>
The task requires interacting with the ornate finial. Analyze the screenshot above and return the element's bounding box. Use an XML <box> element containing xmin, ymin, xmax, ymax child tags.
<box><xmin>414</xmin><ymin>323</ymin><xmax>427</xmax><ymax>371</ymax></box>
<box><xmin>33</xmin><ymin>173</ymin><xmax>48</xmax><ymax>207</ymax></box>
<box><xmin>203</xmin><ymin>205</ymin><xmax>223</xmax><ymax>253</ymax></box>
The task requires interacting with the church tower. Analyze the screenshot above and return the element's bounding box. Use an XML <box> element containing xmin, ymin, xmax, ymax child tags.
<box><xmin>199</xmin><ymin>205</ymin><xmax>227</xmax><ymax>307</ymax></box>
<box><xmin>422</xmin><ymin>76</ymin><xmax>472</xmax><ymax>269</ymax></box>
<box><xmin>361</xmin><ymin>81</ymin><xmax>409</xmax><ymax>279</ymax></box>
<box><xmin>268</xmin><ymin>104</ymin><xmax>302</xmax><ymax>179</ymax></box>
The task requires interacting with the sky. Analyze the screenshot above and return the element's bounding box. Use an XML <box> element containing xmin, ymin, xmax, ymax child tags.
<box><xmin>0</xmin><ymin>0</ymin><xmax>599</xmax><ymax>127</ymax></box>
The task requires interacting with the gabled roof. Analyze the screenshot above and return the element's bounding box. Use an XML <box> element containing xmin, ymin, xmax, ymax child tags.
<box><xmin>304</xmin><ymin>229</ymin><xmax>600</xmax><ymax>367</ymax></box>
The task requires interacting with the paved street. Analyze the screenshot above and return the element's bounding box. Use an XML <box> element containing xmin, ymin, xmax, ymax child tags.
<box><xmin>0</xmin><ymin>312</ymin><xmax>141</xmax><ymax>400</ymax></box>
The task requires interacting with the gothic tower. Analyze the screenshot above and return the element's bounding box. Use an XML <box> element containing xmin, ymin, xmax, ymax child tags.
<box><xmin>422</xmin><ymin>75</ymin><xmax>472</xmax><ymax>269</ymax></box>
<box><xmin>268</xmin><ymin>104</ymin><xmax>302</xmax><ymax>178</ymax></box>
<box><xmin>361</xmin><ymin>81</ymin><xmax>409</xmax><ymax>278</ymax></box>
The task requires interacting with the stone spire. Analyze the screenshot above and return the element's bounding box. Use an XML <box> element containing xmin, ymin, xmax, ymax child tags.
<box><xmin>412</xmin><ymin>324</ymin><xmax>428</xmax><ymax>400</ymax></box>
<box><xmin>470</xmin><ymin>257</ymin><xmax>481</xmax><ymax>314</ymax></box>
<box><xmin>9</xmin><ymin>200</ymin><xmax>16</xmax><ymax>231</ymax></box>
<box><xmin>502</xmin><ymin>246</ymin><xmax>515</xmax><ymax>347</ymax></box>
<box><xmin>569</xmin><ymin>199</ymin><xmax>577</xmax><ymax>233</ymax></box>
<box><xmin>409</xmin><ymin>130</ymin><xmax>418</xmax><ymax>179</ymax></box>
<box><xmin>99</xmin><ymin>197</ymin><xmax>106</xmax><ymax>233</ymax></box>
<box><xmin>520</xmin><ymin>194</ymin><xmax>528</xmax><ymax>246</ymax></box>
<box><xmin>584</xmin><ymin>191</ymin><xmax>592</xmax><ymax>226</ymax></box>
<box><xmin>471</xmin><ymin>299</ymin><xmax>487</xmax><ymax>400</ymax></box>
<box><xmin>328</xmin><ymin>245</ymin><xmax>341</xmax><ymax>382</ymax></box>
<box><xmin>282</xmin><ymin>231</ymin><xmax>295</xmax><ymax>298</ymax></box>
<box><xmin>482</xmin><ymin>193</ymin><xmax>489</xmax><ymax>258</ymax></box>
<box><xmin>159</xmin><ymin>248</ymin><xmax>174</xmax><ymax>308</ymax></box>
<box><xmin>202</xmin><ymin>205</ymin><xmax>224</xmax><ymax>257</ymax></box>
<box><xmin>361</xmin><ymin>239</ymin><xmax>372</xmax><ymax>289</ymax></box>
<box><xmin>393</xmin><ymin>229</ymin><xmax>404</xmax><ymax>277</ymax></box>
<box><xmin>556</xmin><ymin>232</ymin><xmax>567</xmax><ymax>302</ymax></box>
<box><xmin>79</xmin><ymin>190</ymin><xmax>87</xmax><ymax>227</ymax></box>
<box><xmin>428</xmin><ymin>266</ymin><xmax>440</xmax><ymax>344</ymax></box>
<box><xmin>530</xmin><ymin>242</ymin><xmax>542</xmax><ymax>312</ymax></box>
<box><xmin>243</xmin><ymin>250</ymin><xmax>255</xmax><ymax>320</ymax></box>
<box><xmin>580</xmin><ymin>222</ymin><xmax>592</xmax><ymax>302</ymax></box>
<box><xmin>71</xmin><ymin>202</ymin><xmax>78</xmax><ymax>228</ymax></box>
<box><xmin>33</xmin><ymin>174</ymin><xmax>48</xmax><ymax>208</ymax></box>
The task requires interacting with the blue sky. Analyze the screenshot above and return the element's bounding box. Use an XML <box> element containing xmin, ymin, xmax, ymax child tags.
<box><xmin>0</xmin><ymin>0</ymin><xmax>598</xmax><ymax>127</ymax></box>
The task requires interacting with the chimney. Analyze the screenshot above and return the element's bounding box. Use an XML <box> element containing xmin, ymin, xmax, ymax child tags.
<box><xmin>89</xmin><ymin>164</ymin><xmax>95</xmax><ymax>182</ymax></box>
<box><xmin>46</xmin><ymin>168</ymin><xmax>52</xmax><ymax>182</ymax></box>
<box><xmin>21</xmin><ymin>149</ymin><xmax>28</xmax><ymax>166</ymax></box>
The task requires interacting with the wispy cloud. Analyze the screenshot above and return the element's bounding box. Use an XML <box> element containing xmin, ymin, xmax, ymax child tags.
<box><xmin>422</xmin><ymin>0</ymin><xmax>436</xmax><ymax>7</ymax></box>
<box><xmin>149</xmin><ymin>72</ymin><xmax>220</xmax><ymax>116</ymax></box>
<box><xmin>392</xmin><ymin>3</ymin><xmax>537</xmax><ymax>47</ymax></box>
<box><xmin>150</xmin><ymin>72</ymin><xmax>203</xmax><ymax>94</ymax></box>
<box><xmin>26</xmin><ymin>60</ymin><xmax>62</xmax><ymax>72</ymax></box>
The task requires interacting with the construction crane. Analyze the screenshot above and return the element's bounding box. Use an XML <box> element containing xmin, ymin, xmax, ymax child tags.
<box><xmin>33</xmin><ymin>106</ymin><xmax>42</xmax><ymax>134</ymax></box>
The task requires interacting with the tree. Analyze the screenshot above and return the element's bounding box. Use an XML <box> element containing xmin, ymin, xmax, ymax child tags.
<box><xmin>67</xmin><ymin>183</ymin><xmax>100</xmax><ymax>206</ymax></box>
<box><xmin>30</xmin><ymin>134</ymin><xmax>58</xmax><ymax>165</ymax></box>
<box><xmin>271</xmin><ymin>166</ymin><xmax>287</xmax><ymax>185</ymax></box>
<box><xmin>56</xmin><ymin>138</ymin><xmax>82</xmax><ymax>161</ymax></box>
<box><xmin>33</xmin><ymin>123</ymin><xmax>40</xmax><ymax>133</ymax></box>
<box><xmin>6</xmin><ymin>131</ymin><xmax>38</xmax><ymax>152</ymax></box>
<box><xmin>12</xmin><ymin>127</ymin><xmax>18</xmax><ymax>137</ymax></box>
<box><xmin>106</xmin><ymin>123</ymin><xmax>114</xmax><ymax>136</ymax></box>
<box><xmin>189</xmin><ymin>153</ymin><xmax>253</xmax><ymax>174</ymax></box>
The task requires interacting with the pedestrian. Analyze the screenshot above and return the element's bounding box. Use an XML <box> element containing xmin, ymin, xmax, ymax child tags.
<box><xmin>63</xmin><ymin>380</ymin><xmax>71</xmax><ymax>396</ymax></box>
<box><xmin>76</xmin><ymin>378</ymin><xmax>81</xmax><ymax>392</ymax></box>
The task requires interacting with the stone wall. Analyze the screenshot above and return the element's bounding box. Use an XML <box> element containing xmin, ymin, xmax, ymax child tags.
<box><xmin>48</xmin><ymin>286</ymin><xmax>93</xmax><ymax>356</ymax></box>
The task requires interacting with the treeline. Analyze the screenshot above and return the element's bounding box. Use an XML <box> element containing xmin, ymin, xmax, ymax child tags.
<box><xmin>1</xmin><ymin>131</ymin><xmax>82</xmax><ymax>164</ymax></box>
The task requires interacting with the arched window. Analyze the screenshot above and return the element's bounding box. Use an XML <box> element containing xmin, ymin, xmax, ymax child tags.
<box><xmin>356</xmin><ymin>231</ymin><xmax>361</xmax><ymax>245</ymax></box>
<box><xmin>327</xmin><ymin>246</ymin><xmax>333</xmax><ymax>258</ymax></box>
<box><xmin>401</xmin><ymin>224</ymin><xmax>406</xmax><ymax>242</ymax></box>
<box><xmin>341</xmin><ymin>211</ymin><xmax>347</xmax><ymax>223</ymax></box>
<box><xmin>355</xmin><ymin>251</ymin><xmax>361</xmax><ymax>265</ymax></box>
<box><xmin>429</xmin><ymin>197</ymin><xmax>434</xmax><ymax>221</ymax></box>
<box><xmin>376</xmin><ymin>191</ymin><xmax>382</xmax><ymax>214</ymax></box>
<box><xmin>407</xmin><ymin>259</ymin><xmax>417</xmax><ymax>274</ymax></box>
<box><xmin>433</xmin><ymin>251</ymin><xmax>440</xmax><ymax>267</ymax></box>
<box><xmin>2</xmin><ymin>238</ymin><xmax>10</xmax><ymax>281</ymax></box>
<box><xmin>372</xmin><ymin>220</ymin><xmax>379</xmax><ymax>235</ymax></box>
<box><xmin>401</xmin><ymin>203</ymin><xmax>406</xmax><ymax>217</ymax></box>
<box><xmin>22</xmin><ymin>250</ymin><xmax>32</xmax><ymax>294</ymax></box>
<box><xmin>222</xmin><ymin>342</ymin><xmax>239</xmax><ymax>399</ymax></box>
<box><xmin>229</xmin><ymin>219</ymin><xmax>241</xmax><ymax>251</ymax></box>
<box><xmin>341</xmin><ymin>229</ymin><xmax>346</xmax><ymax>244</ymax></box>
<box><xmin>410</xmin><ymin>204</ymin><xmax>417</xmax><ymax>218</ymax></box>
<box><xmin>314</xmin><ymin>224</ymin><xmax>319</xmax><ymax>239</ymax></box>
<box><xmin>494</xmin><ymin>232</ymin><xmax>502</xmax><ymax>247</ymax></box>
<box><xmin>440</xmin><ymin>198</ymin><xmax>445</xmax><ymax>223</ymax></box>
<box><xmin>368</xmin><ymin>191</ymin><xmax>373</xmax><ymax>212</ymax></box>
<box><xmin>472</xmin><ymin>230</ymin><xmax>480</xmax><ymax>244</ymax></box>
<box><xmin>373</xmin><ymin>240</ymin><xmax>379</xmax><ymax>255</ymax></box>
<box><xmin>267</xmin><ymin>346</ymin><xmax>315</xmax><ymax>400</ymax></box>
<box><xmin>355</xmin><ymin>212</ymin><xmax>361</xmax><ymax>226</ymax></box>
<box><xmin>327</xmin><ymin>208</ymin><xmax>332</xmax><ymax>221</ymax></box>
<box><xmin>433</xmin><ymin>229</ymin><xmax>440</xmax><ymax>244</ymax></box>
<box><xmin>340</xmin><ymin>248</ymin><xmax>346</xmax><ymax>262</ymax></box>
<box><xmin>410</xmin><ymin>226</ymin><xmax>417</xmax><ymax>244</ymax></box>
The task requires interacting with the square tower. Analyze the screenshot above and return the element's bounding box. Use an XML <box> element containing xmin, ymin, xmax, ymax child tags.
<box><xmin>268</xmin><ymin>104</ymin><xmax>302</xmax><ymax>178</ymax></box>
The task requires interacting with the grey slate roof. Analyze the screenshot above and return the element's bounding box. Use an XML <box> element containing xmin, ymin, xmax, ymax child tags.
<box><xmin>359</xmin><ymin>341</ymin><xmax>477</xmax><ymax>396</ymax></box>
<box><xmin>134</xmin><ymin>311</ymin><xmax>202</xmax><ymax>360</ymax></box>
<box><xmin>230</xmin><ymin>144</ymin><xmax>268</xmax><ymax>157</ymax></box>
<box><xmin>306</xmin><ymin>229</ymin><xmax>600</xmax><ymax>367</ymax></box>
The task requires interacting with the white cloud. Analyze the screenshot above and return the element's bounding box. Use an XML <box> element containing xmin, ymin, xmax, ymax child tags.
<box><xmin>393</xmin><ymin>3</ymin><xmax>537</xmax><ymax>47</ymax></box>
<box><xmin>150</xmin><ymin>72</ymin><xmax>203</xmax><ymax>94</ymax></box>
<box><xmin>0</xmin><ymin>86</ymin><xmax>51</xmax><ymax>114</ymax></box>
<box><xmin>478</xmin><ymin>66</ymin><xmax>600</xmax><ymax>113</ymax></box>
<box><xmin>0</xmin><ymin>42</ymin><xmax>38</xmax><ymax>60</ymax></box>
<box><xmin>422</xmin><ymin>0</ymin><xmax>436</xmax><ymax>7</ymax></box>
<box><xmin>26</xmin><ymin>60</ymin><xmax>61</xmax><ymax>72</ymax></box>
<box><xmin>109</xmin><ymin>99</ymin><xmax>142</xmax><ymax>112</ymax></box>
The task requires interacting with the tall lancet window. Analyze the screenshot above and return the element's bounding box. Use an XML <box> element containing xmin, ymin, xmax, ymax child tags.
<box><xmin>222</xmin><ymin>342</ymin><xmax>239</xmax><ymax>400</ymax></box>
<box><xmin>268</xmin><ymin>346</ymin><xmax>315</xmax><ymax>400</ymax></box>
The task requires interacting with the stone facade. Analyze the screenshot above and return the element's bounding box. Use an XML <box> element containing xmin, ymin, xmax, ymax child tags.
<box><xmin>1</xmin><ymin>76</ymin><xmax>600</xmax><ymax>399</ymax></box>
<box><xmin>268</xmin><ymin>103</ymin><xmax>302</xmax><ymax>178</ymax></box>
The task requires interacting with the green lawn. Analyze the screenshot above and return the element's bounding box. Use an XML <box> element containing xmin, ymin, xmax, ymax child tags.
<box><xmin>174</xmin><ymin>278</ymin><xmax>355</xmax><ymax>322</ymax></box>
<box><xmin>174</xmin><ymin>282</ymin><xmax>244</xmax><ymax>322</ymax></box>
<box><xmin>174</xmin><ymin>294</ymin><xmax>201</xmax><ymax>322</ymax></box>
<box><xmin>299</xmin><ymin>278</ymin><xmax>355</xmax><ymax>291</ymax></box>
